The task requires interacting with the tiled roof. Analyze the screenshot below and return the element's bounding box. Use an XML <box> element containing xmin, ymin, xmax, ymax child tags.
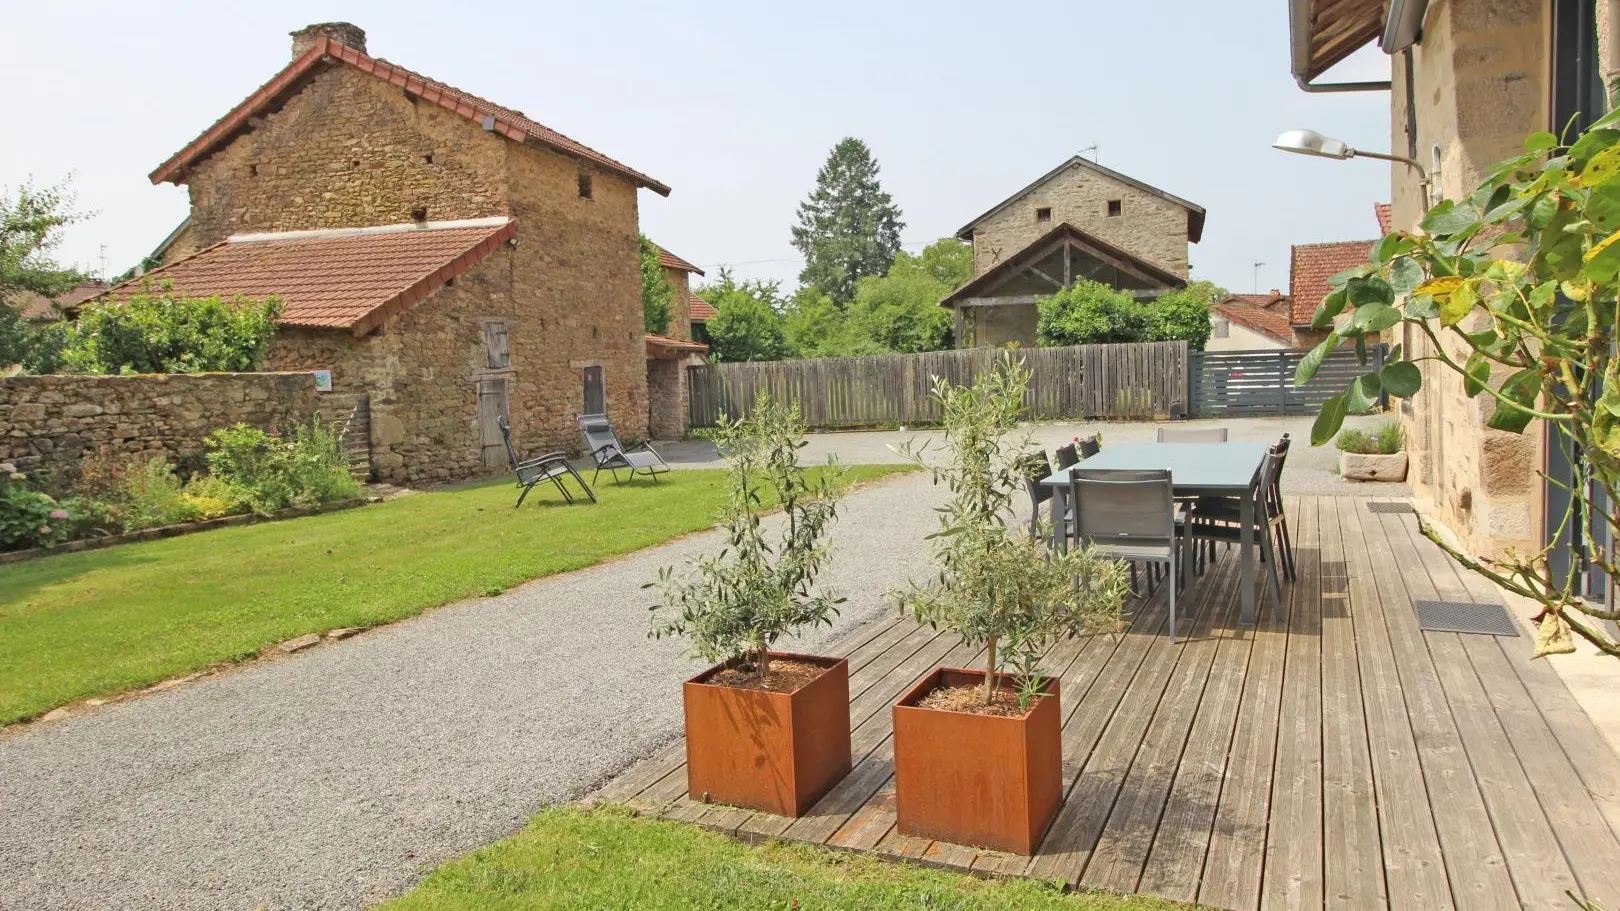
<box><xmin>1289</xmin><ymin>240</ymin><xmax>1375</xmax><ymax>326</ymax></box>
<box><xmin>941</xmin><ymin>222</ymin><xmax>1184</xmax><ymax>308</ymax></box>
<box><xmin>688</xmin><ymin>293</ymin><xmax>716</xmax><ymax>321</ymax></box>
<box><xmin>1374</xmin><ymin>202</ymin><xmax>1393</xmax><ymax>234</ymax></box>
<box><xmin>149</xmin><ymin>35</ymin><xmax>669</xmax><ymax>196</ymax></box>
<box><xmin>656</xmin><ymin>245</ymin><xmax>704</xmax><ymax>276</ymax></box>
<box><xmin>1214</xmin><ymin>293</ymin><xmax>1292</xmax><ymax>344</ymax></box>
<box><xmin>7</xmin><ymin>281</ymin><xmax>106</xmax><ymax>320</ymax></box>
<box><xmin>645</xmin><ymin>333</ymin><xmax>708</xmax><ymax>354</ymax></box>
<box><xmin>105</xmin><ymin>218</ymin><xmax>516</xmax><ymax>336</ymax></box>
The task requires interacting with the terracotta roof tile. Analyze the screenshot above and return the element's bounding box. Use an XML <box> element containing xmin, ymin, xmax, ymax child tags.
<box><xmin>1374</xmin><ymin>202</ymin><xmax>1393</xmax><ymax>234</ymax></box>
<box><xmin>688</xmin><ymin>293</ymin><xmax>716</xmax><ymax>321</ymax></box>
<box><xmin>656</xmin><ymin>245</ymin><xmax>704</xmax><ymax>276</ymax></box>
<box><xmin>150</xmin><ymin>36</ymin><xmax>669</xmax><ymax>196</ymax></box>
<box><xmin>105</xmin><ymin>219</ymin><xmax>515</xmax><ymax>336</ymax></box>
<box><xmin>645</xmin><ymin>333</ymin><xmax>708</xmax><ymax>354</ymax></box>
<box><xmin>1214</xmin><ymin>293</ymin><xmax>1292</xmax><ymax>344</ymax></box>
<box><xmin>1289</xmin><ymin>240</ymin><xmax>1376</xmax><ymax>326</ymax></box>
<box><xmin>6</xmin><ymin>281</ymin><xmax>107</xmax><ymax>320</ymax></box>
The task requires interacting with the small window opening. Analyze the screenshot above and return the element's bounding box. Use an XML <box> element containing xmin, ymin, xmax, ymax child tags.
<box><xmin>1212</xmin><ymin>318</ymin><xmax>1230</xmax><ymax>339</ymax></box>
<box><xmin>1106</xmin><ymin>199</ymin><xmax>1123</xmax><ymax>217</ymax></box>
<box><xmin>411</xmin><ymin>206</ymin><xmax>428</xmax><ymax>222</ymax></box>
<box><xmin>577</xmin><ymin>172</ymin><xmax>593</xmax><ymax>200</ymax></box>
<box><xmin>351</xmin><ymin>159</ymin><xmax>360</xmax><ymax>169</ymax></box>
<box><xmin>248</xmin><ymin>163</ymin><xmax>259</xmax><ymax>177</ymax></box>
<box><xmin>1035</xmin><ymin>207</ymin><xmax>1052</xmax><ymax>224</ymax></box>
<box><xmin>424</xmin><ymin>153</ymin><xmax>434</xmax><ymax>164</ymax></box>
<box><xmin>444</xmin><ymin>278</ymin><xmax>455</xmax><ymax>288</ymax></box>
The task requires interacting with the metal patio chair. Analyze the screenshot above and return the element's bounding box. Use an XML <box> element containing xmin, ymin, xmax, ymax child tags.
<box><xmin>1157</xmin><ymin>426</ymin><xmax>1229</xmax><ymax>443</ymax></box>
<box><xmin>1188</xmin><ymin>445</ymin><xmax>1287</xmax><ymax>613</ymax></box>
<box><xmin>499</xmin><ymin>416</ymin><xmax>595</xmax><ymax>507</ymax></box>
<box><xmin>1192</xmin><ymin>436</ymin><xmax>1296</xmax><ymax>583</ymax></box>
<box><xmin>577</xmin><ymin>413</ymin><xmax>671</xmax><ymax>484</ymax></box>
<box><xmin>1068</xmin><ymin>468</ymin><xmax>1194</xmax><ymax>642</ymax></box>
<box><xmin>1024</xmin><ymin>449</ymin><xmax>1056</xmax><ymax>538</ymax></box>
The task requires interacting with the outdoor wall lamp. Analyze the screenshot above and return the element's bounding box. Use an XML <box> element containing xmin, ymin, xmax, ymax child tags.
<box><xmin>1273</xmin><ymin>129</ymin><xmax>1432</xmax><ymax>208</ymax></box>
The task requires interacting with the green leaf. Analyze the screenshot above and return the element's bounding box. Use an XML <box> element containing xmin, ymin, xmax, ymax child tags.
<box><xmin>1312</xmin><ymin>393</ymin><xmax>1348</xmax><ymax>446</ymax></box>
<box><xmin>1295</xmin><ymin>335</ymin><xmax>1338</xmax><ymax>387</ymax></box>
<box><xmin>1311</xmin><ymin>286</ymin><xmax>1349</xmax><ymax>329</ymax></box>
<box><xmin>1389</xmin><ymin>257</ymin><xmax>1424</xmax><ymax>295</ymax></box>
<box><xmin>1570</xmin><ymin>128</ymin><xmax>1620</xmax><ymax>162</ymax></box>
<box><xmin>1582</xmin><ymin>145</ymin><xmax>1620</xmax><ymax>186</ymax></box>
<box><xmin>1486</xmin><ymin>370</ymin><xmax>1542</xmax><ymax>433</ymax></box>
<box><xmin>1439</xmin><ymin>279</ymin><xmax>1479</xmax><ymax>326</ymax></box>
<box><xmin>1462</xmin><ymin>352</ymin><xmax>1492</xmax><ymax>397</ymax></box>
<box><xmin>1585</xmin><ymin>182</ymin><xmax>1620</xmax><ymax>231</ymax></box>
<box><xmin>1345</xmin><ymin>373</ymin><xmax>1381</xmax><ymax>414</ymax></box>
<box><xmin>1421</xmin><ymin>199</ymin><xmax>1482</xmax><ymax>235</ymax></box>
<box><xmin>1362</xmin><ymin>303</ymin><xmax>1404</xmax><ymax>333</ymax></box>
<box><xmin>1582</xmin><ymin>230</ymin><xmax>1620</xmax><ymax>284</ymax></box>
<box><xmin>1380</xmin><ymin>361</ymin><xmax>1422</xmax><ymax>397</ymax></box>
<box><xmin>1346</xmin><ymin>276</ymin><xmax>1395</xmax><ymax>307</ymax></box>
<box><xmin>1525</xmin><ymin>131</ymin><xmax>1558</xmax><ymax>151</ymax></box>
<box><xmin>1374</xmin><ymin>232</ymin><xmax>1412</xmax><ymax>263</ymax></box>
<box><xmin>1405</xmin><ymin>293</ymin><xmax>1440</xmax><ymax>319</ymax></box>
<box><xmin>1527</xmin><ymin>193</ymin><xmax>1560</xmax><ymax>231</ymax></box>
<box><xmin>1355</xmin><ymin>333</ymin><xmax>1369</xmax><ymax>364</ymax></box>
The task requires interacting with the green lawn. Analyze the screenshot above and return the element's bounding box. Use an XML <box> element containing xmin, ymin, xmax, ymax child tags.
<box><xmin>0</xmin><ymin>464</ymin><xmax>912</xmax><ymax>725</ymax></box>
<box><xmin>381</xmin><ymin>805</ymin><xmax>1181</xmax><ymax>911</ymax></box>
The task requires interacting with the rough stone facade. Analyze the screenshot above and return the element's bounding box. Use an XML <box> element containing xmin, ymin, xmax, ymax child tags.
<box><xmin>1386</xmin><ymin>0</ymin><xmax>1548</xmax><ymax>558</ymax></box>
<box><xmin>646</xmin><ymin>353</ymin><xmax>703</xmax><ymax>440</ymax></box>
<box><xmin>663</xmin><ymin>265</ymin><xmax>694</xmax><ymax>341</ymax></box>
<box><xmin>174</xmin><ymin>57</ymin><xmax>649</xmax><ymax>484</ymax></box>
<box><xmin>1</xmin><ymin>373</ymin><xmax>320</xmax><ymax>489</ymax></box>
<box><xmin>965</xmin><ymin>162</ymin><xmax>1192</xmax><ymax>279</ymax></box>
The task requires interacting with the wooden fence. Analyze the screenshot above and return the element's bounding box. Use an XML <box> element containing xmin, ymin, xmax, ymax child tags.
<box><xmin>686</xmin><ymin>341</ymin><xmax>1189</xmax><ymax>429</ymax></box>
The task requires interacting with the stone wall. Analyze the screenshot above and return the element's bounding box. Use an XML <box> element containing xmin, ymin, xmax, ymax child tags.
<box><xmin>646</xmin><ymin>353</ymin><xmax>703</xmax><ymax>440</ymax></box>
<box><xmin>1388</xmin><ymin>0</ymin><xmax>1548</xmax><ymax>558</ymax></box>
<box><xmin>968</xmin><ymin>162</ymin><xmax>1191</xmax><ymax>278</ymax></box>
<box><xmin>0</xmin><ymin>373</ymin><xmax>321</xmax><ymax>488</ymax></box>
<box><xmin>663</xmin><ymin>265</ymin><xmax>694</xmax><ymax>341</ymax></box>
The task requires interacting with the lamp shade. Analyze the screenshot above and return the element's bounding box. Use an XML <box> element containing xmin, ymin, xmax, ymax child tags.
<box><xmin>1272</xmin><ymin>129</ymin><xmax>1353</xmax><ymax>159</ymax></box>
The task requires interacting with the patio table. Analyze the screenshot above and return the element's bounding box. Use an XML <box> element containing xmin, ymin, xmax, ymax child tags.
<box><xmin>1038</xmin><ymin>441</ymin><xmax>1274</xmax><ymax>625</ymax></box>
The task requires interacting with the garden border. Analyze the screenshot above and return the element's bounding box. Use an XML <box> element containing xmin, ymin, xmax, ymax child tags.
<box><xmin>0</xmin><ymin>496</ymin><xmax>380</xmax><ymax>565</ymax></box>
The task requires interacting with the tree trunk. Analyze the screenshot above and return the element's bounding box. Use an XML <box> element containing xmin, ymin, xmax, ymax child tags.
<box><xmin>758</xmin><ymin>645</ymin><xmax>771</xmax><ymax>684</ymax></box>
<box><xmin>984</xmin><ymin>636</ymin><xmax>998</xmax><ymax>704</ymax></box>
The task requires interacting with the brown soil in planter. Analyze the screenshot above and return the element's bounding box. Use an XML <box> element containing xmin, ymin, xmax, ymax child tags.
<box><xmin>708</xmin><ymin>660</ymin><xmax>826</xmax><ymax>693</ymax></box>
<box><xmin>917</xmin><ymin>683</ymin><xmax>1044</xmax><ymax>717</ymax></box>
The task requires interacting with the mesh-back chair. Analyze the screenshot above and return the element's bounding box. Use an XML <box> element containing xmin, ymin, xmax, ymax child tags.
<box><xmin>1068</xmin><ymin>468</ymin><xmax>1192</xmax><ymax>641</ymax></box>
<box><xmin>1076</xmin><ymin>434</ymin><xmax>1102</xmax><ymax>460</ymax></box>
<box><xmin>1194</xmin><ymin>435</ymin><xmax>1295</xmax><ymax>581</ymax></box>
<box><xmin>1055</xmin><ymin>442</ymin><xmax>1080</xmax><ymax>470</ymax></box>
<box><xmin>1190</xmin><ymin>447</ymin><xmax>1286</xmax><ymax>614</ymax></box>
<box><xmin>578</xmin><ymin>413</ymin><xmax>671</xmax><ymax>484</ymax></box>
<box><xmin>499</xmin><ymin>417</ymin><xmax>595</xmax><ymax>507</ymax></box>
<box><xmin>1024</xmin><ymin>450</ymin><xmax>1056</xmax><ymax>538</ymax></box>
<box><xmin>1157</xmin><ymin>426</ymin><xmax>1229</xmax><ymax>443</ymax></box>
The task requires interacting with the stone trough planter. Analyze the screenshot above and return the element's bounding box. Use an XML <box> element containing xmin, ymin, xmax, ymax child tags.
<box><xmin>1340</xmin><ymin>451</ymin><xmax>1408</xmax><ymax>482</ymax></box>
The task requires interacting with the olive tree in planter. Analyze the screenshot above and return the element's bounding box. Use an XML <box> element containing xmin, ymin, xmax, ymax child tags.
<box><xmin>649</xmin><ymin>396</ymin><xmax>850</xmax><ymax>817</ymax></box>
<box><xmin>890</xmin><ymin>354</ymin><xmax>1129</xmax><ymax>854</ymax></box>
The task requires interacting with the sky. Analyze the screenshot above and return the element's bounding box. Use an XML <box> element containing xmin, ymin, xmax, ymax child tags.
<box><xmin>0</xmin><ymin>0</ymin><xmax>1394</xmax><ymax>297</ymax></box>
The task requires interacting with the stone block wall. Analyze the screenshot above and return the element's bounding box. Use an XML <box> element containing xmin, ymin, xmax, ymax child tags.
<box><xmin>968</xmin><ymin>162</ymin><xmax>1191</xmax><ymax>279</ymax></box>
<box><xmin>0</xmin><ymin>373</ymin><xmax>321</xmax><ymax>488</ymax></box>
<box><xmin>646</xmin><ymin>353</ymin><xmax>703</xmax><ymax>440</ymax></box>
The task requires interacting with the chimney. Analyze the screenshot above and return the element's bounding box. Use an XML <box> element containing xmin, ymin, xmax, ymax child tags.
<box><xmin>290</xmin><ymin>22</ymin><xmax>366</xmax><ymax>60</ymax></box>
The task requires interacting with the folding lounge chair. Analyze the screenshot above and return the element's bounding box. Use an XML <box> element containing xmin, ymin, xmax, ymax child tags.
<box><xmin>500</xmin><ymin>417</ymin><xmax>596</xmax><ymax>507</ymax></box>
<box><xmin>577</xmin><ymin>413</ymin><xmax>671</xmax><ymax>484</ymax></box>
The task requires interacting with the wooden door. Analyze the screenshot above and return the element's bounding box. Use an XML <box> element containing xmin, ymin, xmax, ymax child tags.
<box><xmin>476</xmin><ymin>377</ymin><xmax>509</xmax><ymax>470</ymax></box>
<box><xmin>582</xmin><ymin>365</ymin><xmax>605</xmax><ymax>415</ymax></box>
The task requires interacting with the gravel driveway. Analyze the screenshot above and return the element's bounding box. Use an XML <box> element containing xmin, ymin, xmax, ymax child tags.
<box><xmin>0</xmin><ymin>470</ymin><xmax>945</xmax><ymax>911</ymax></box>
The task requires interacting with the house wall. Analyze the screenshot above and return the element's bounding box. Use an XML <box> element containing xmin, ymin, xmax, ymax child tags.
<box><xmin>965</xmin><ymin>304</ymin><xmax>1039</xmax><ymax>348</ymax></box>
<box><xmin>968</xmin><ymin>163</ymin><xmax>1191</xmax><ymax>279</ymax></box>
<box><xmin>663</xmin><ymin>266</ymin><xmax>692</xmax><ymax>341</ymax></box>
<box><xmin>1207</xmin><ymin>321</ymin><xmax>1286</xmax><ymax>352</ymax></box>
<box><xmin>181</xmin><ymin>62</ymin><xmax>650</xmax><ymax>484</ymax></box>
<box><xmin>1388</xmin><ymin>0</ymin><xmax>1549</xmax><ymax>558</ymax></box>
<box><xmin>647</xmin><ymin>353</ymin><xmax>703</xmax><ymax>439</ymax></box>
<box><xmin>0</xmin><ymin>373</ymin><xmax>320</xmax><ymax>491</ymax></box>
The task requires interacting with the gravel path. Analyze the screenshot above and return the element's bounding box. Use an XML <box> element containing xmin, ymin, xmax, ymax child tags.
<box><xmin>0</xmin><ymin>470</ymin><xmax>945</xmax><ymax>911</ymax></box>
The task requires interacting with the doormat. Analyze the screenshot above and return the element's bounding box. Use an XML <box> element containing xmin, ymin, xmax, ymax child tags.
<box><xmin>1366</xmin><ymin>502</ymin><xmax>1414</xmax><ymax>514</ymax></box>
<box><xmin>1413</xmin><ymin>599</ymin><xmax>1520</xmax><ymax>637</ymax></box>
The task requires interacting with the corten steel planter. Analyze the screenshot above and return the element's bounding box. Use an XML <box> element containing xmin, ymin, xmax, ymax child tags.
<box><xmin>892</xmin><ymin>667</ymin><xmax>1062</xmax><ymax>855</ymax></box>
<box><xmin>683</xmin><ymin>651</ymin><xmax>851</xmax><ymax>817</ymax></box>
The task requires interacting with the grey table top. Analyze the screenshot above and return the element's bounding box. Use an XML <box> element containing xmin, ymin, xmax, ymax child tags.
<box><xmin>1037</xmin><ymin>441</ymin><xmax>1268</xmax><ymax>495</ymax></box>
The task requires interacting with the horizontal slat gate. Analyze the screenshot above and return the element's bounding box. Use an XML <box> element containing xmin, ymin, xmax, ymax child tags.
<box><xmin>1189</xmin><ymin>345</ymin><xmax>1386</xmax><ymax>417</ymax></box>
<box><xmin>685</xmin><ymin>341</ymin><xmax>1189</xmax><ymax>429</ymax></box>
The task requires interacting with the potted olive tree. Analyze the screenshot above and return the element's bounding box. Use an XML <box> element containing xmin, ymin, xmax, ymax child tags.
<box><xmin>649</xmin><ymin>396</ymin><xmax>850</xmax><ymax>817</ymax></box>
<box><xmin>891</xmin><ymin>355</ymin><xmax>1128</xmax><ymax>854</ymax></box>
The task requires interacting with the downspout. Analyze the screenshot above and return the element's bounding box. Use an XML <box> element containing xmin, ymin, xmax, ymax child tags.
<box><xmin>1289</xmin><ymin>0</ymin><xmax>1392</xmax><ymax>92</ymax></box>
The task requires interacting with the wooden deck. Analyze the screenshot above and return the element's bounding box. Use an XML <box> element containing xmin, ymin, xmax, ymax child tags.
<box><xmin>598</xmin><ymin>497</ymin><xmax>1620</xmax><ymax>911</ymax></box>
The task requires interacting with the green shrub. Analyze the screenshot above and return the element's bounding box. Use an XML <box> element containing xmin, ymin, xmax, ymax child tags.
<box><xmin>179</xmin><ymin>475</ymin><xmax>254</xmax><ymax>519</ymax></box>
<box><xmin>1336</xmin><ymin>420</ymin><xmax>1404</xmax><ymax>455</ymax></box>
<box><xmin>283</xmin><ymin>418</ymin><xmax>360</xmax><ymax>505</ymax></box>
<box><xmin>0</xmin><ymin>470</ymin><xmax>73</xmax><ymax>551</ymax></box>
<box><xmin>205</xmin><ymin>417</ymin><xmax>358</xmax><ymax>513</ymax></box>
<box><xmin>118</xmin><ymin>457</ymin><xmax>201</xmax><ymax>531</ymax></box>
<box><xmin>61</xmin><ymin>282</ymin><xmax>282</xmax><ymax>374</ymax></box>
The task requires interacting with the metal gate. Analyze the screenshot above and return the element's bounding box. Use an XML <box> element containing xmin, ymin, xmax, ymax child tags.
<box><xmin>1189</xmin><ymin>345</ymin><xmax>1386</xmax><ymax>417</ymax></box>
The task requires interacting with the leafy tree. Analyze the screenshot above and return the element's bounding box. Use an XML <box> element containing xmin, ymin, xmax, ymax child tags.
<box><xmin>783</xmin><ymin>286</ymin><xmax>856</xmax><ymax>359</ymax></box>
<box><xmin>1</xmin><ymin>179</ymin><xmax>87</xmax><ymax>370</ymax></box>
<box><xmin>650</xmin><ymin>396</ymin><xmax>845</xmax><ymax>681</ymax></box>
<box><xmin>1297</xmin><ymin>119</ymin><xmax>1620</xmax><ymax>658</ymax></box>
<box><xmin>915</xmin><ymin>237</ymin><xmax>974</xmax><ymax>288</ymax></box>
<box><xmin>846</xmin><ymin>251</ymin><xmax>956</xmax><ymax>354</ymax></box>
<box><xmin>791</xmin><ymin>138</ymin><xmax>905</xmax><ymax>305</ymax></box>
<box><xmin>893</xmin><ymin>354</ymin><xmax>1128</xmax><ymax>706</ymax></box>
<box><xmin>1144</xmin><ymin>281</ymin><xmax>1221</xmax><ymax>349</ymax></box>
<box><xmin>63</xmin><ymin>282</ymin><xmax>283</xmax><ymax>374</ymax></box>
<box><xmin>697</xmin><ymin>269</ymin><xmax>788</xmax><ymax>362</ymax></box>
<box><xmin>1036</xmin><ymin>281</ymin><xmax>1147</xmax><ymax>346</ymax></box>
<box><xmin>638</xmin><ymin>234</ymin><xmax>672</xmax><ymax>335</ymax></box>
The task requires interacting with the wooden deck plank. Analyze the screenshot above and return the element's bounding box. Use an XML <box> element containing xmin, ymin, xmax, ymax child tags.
<box><xmin>1336</xmin><ymin>496</ymin><xmax>1453</xmax><ymax>911</ymax></box>
<box><xmin>1081</xmin><ymin>543</ymin><xmax>1244</xmax><ymax>894</ymax></box>
<box><xmin>1136</xmin><ymin>536</ymin><xmax>1255</xmax><ymax>903</ymax></box>
<box><xmin>1197</xmin><ymin>534</ymin><xmax>1294</xmax><ymax>911</ymax></box>
<box><xmin>1363</xmin><ymin>506</ymin><xmax>1518</xmax><ymax>911</ymax></box>
<box><xmin>1031</xmin><ymin>556</ymin><xmax>1227</xmax><ymax>886</ymax></box>
<box><xmin>1262</xmin><ymin>496</ymin><xmax>1326</xmax><ymax>911</ymax></box>
<box><xmin>1314</xmin><ymin>496</ymin><xmax>1385</xmax><ymax>911</ymax></box>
